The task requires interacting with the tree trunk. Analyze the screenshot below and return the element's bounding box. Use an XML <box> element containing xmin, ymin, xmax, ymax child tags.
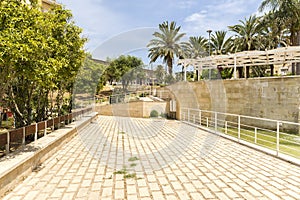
<box><xmin>292</xmin><ymin>30</ymin><xmax>300</xmax><ymax>75</ymax></box>
<box><xmin>167</xmin><ymin>58</ymin><xmax>173</xmax><ymax>75</ymax></box>
<box><xmin>296</xmin><ymin>63</ymin><xmax>300</xmax><ymax>75</ymax></box>
<box><xmin>270</xmin><ymin>65</ymin><xmax>274</xmax><ymax>76</ymax></box>
<box><xmin>246</xmin><ymin>66</ymin><xmax>250</xmax><ymax>78</ymax></box>
<box><xmin>237</xmin><ymin>67</ymin><xmax>243</xmax><ymax>78</ymax></box>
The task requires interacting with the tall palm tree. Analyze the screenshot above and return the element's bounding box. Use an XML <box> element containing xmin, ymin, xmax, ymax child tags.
<box><xmin>182</xmin><ymin>36</ymin><xmax>208</xmax><ymax>58</ymax></box>
<box><xmin>229</xmin><ymin>15</ymin><xmax>263</xmax><ymax>78</ymax></box>
<box><xmin>210</xmin><ymin>31</ymin><xmax>233</xmax><ymax>55</ymax></box>
<box><xmin>259</xmin><ymin>0</ymin><xmax>300</xmax><ymax>46</ymax></box>
<box><xmin>229</xmin><ymin>15</ymin><xmax>262</xmax><ymax>52</ymax></box>
<box><xmin>259</xmin><ymin>0</ymin><xmax>300</xmax><ymax>74</ymax></box>
<box><xmin>181</xmin><ymin>36</ymin><xmax>208</xmax><ymax>81</ymax></box>
<box><xmin>210</xmin><ymin>31</ymin><xmax>235</xmax><ymax>79</ymax></box>
<box><xmin>259</xmin><ymin>11</ymin><xmax>289</xmax><ymax>50</ymax></box>
<box><xmin>147</xmin><ymin>21</ymin><xmax>186</xmax><ymax>74</ymax></box>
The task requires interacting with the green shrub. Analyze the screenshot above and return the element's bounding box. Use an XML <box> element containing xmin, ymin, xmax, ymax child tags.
<box><xmin>150</xmin><ymin>110</ymin><xmax>159</xmax><ymax>118</ymax></box>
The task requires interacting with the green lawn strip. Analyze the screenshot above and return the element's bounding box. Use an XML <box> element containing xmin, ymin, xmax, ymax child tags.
<box><xmin>216</xmin><ymin>126</ymin><xmax>300</xmax><ymax>158</ymax></box>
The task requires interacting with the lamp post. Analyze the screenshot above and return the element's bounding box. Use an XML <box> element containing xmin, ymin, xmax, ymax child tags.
<box><xmin>207</xmin><ymin>29</ymin><xmax>212</xmax><ymax>56</ymax></box>
<box><xmin>207</xmin><ymin>29</ymin><xmax>212</xmax><ymax>79</ymax></box>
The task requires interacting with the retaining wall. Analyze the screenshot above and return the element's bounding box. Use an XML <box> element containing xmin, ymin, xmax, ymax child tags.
<box><xmin>167</xmin><ymin>76</ymin><xmax>300</xmax><ymax>132</ymax></box>
<box><xmin>95</xmin><ymin>101</ymin><xmax>167</xmax><ymax>118</ymax></box>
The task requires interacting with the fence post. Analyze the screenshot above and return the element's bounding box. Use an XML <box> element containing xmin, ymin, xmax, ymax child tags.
<box><xmin>52</xmin><ymin>118</ymin><xmax>55</xmax><ymax>131</ymax></box>
<box><xmin>254</xmin><ymin>127</ymin><xmax>257</xmax><ymax>144</ymax></box>
<box><xmin>215</xmin><ymin>112</ymin><xmax>218</xmax><ymax>132</ymax></box>
<box><xmin>35</xmin><ymin>123</ymin><xmax>38</xmax><ymax>142</ymax></box>
<box><xmin>187</xmin><ymin>109</ymin><xmax>190</xmax><ymax>122</ymax></box>
<box><xmin>238</xmin><ymin>115</ymin><xmax>241</xmax><ymax>142</ymax></box>
<box><xmin>22</xmin><ymin>127</ymin><xmax>26</xmax><ymax>145</ymax></box>
<box><xmin>6</xmin><ymin>130</ymin><xmax>10</xmax><ymax>154</ymax></box>
<box><xmin>225</xmin><ymin>121</ymin><xmax>227</xmax><ymax>134</ymax></box>
<box><xmin>44</xmin><ymin>121</ymin><xmax>47</xmax><ymax>136</ymax></box>
<box><xmin>199</xmin><ymin>110</ymin><xmax>202</xmax><ymax>126</ymax></box>
<box><xmin>206</xmin><ymin>117</ymin><xmax>209</xmax><ymax>127</ymax></box>
<box><xmin>276</xmin><ymin>121</ymin><xmax>280</xmax><ymax>156</ymax></box>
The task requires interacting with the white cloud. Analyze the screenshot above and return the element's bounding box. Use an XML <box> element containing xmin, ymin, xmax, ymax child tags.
<box><xmin>184</xmin><ymin>12</ymin><xmax>207</xmax><ymax>22</ymax></box>
<box><xmin>174</xmin><ymin>0</ymin><xmax>198</xmax><ymax>9</ymax></box>
<box><xmin>183</xmin><ymin>0</ymin><xmax>261</xmax><ymax>37</ymax></box>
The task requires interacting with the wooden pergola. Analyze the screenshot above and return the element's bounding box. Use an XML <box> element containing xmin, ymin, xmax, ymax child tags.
<box><xmin>178</xmin><ymin>46</ymin><xmax>300</xmax><ymax>81</ymax></box>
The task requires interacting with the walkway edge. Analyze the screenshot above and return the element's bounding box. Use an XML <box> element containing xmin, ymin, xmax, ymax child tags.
<box><xmin>0</xmin><ymin>112</ymin><xmax>98</xmax><ymax>197</ymax></box>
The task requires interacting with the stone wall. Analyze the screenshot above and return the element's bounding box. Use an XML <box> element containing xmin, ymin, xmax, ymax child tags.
<box><xmin>95</xmin><ymin>101</ymin><xmax>167</xmax><ymax>118</ymax></box>
<box><xmin>166</xmin><ymin>76</ymin><xmax>300</xmax><ymax>131</ymax></box>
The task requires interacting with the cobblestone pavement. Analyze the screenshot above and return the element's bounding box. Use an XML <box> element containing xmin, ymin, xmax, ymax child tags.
<box><xmin>2</xmin><ymin>116</ymin><xmax>300</xmax><ymax>200</ymax></box>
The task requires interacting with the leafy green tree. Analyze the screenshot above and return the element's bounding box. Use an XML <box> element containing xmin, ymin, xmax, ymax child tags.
<box><xmin>74</xmin><ymin>54</ymin><xmax>105</xmax><ymax>96</ymax></box>
<box><xmin>104</xmin><ymin>55</ymin><xmax>143</xmax><ymax>91</ymax></box>
<box><xmin>155</xmin><ymin>65</ymin><xmax>166</xmax><ymax>84</ymax></box>
<box><xmin>0</xmin><ymin>0</ymin><xmax>86</xmax><ymax>127</ymax></box>
<box><xmin>147</xmin><ymin>21</ymin><xmax>186</xmax><ymax>75</ymax></box>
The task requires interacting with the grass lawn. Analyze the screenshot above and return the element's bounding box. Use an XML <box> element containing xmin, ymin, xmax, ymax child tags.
<box><xmin>216</xmin><ymin>126</ymin><xmax>300</xmax><ymax>158</ymax></box>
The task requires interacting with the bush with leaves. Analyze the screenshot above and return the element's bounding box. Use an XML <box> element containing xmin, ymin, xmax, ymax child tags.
<box><xmin>0</xmin><ymin>0</ymin><xmax>86</xmax><ymax>127</ymax></box>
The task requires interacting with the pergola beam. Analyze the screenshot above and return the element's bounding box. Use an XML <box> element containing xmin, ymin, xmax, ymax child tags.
<box><xmin>178</xmin><ymin>47</ymin><xmax>300</xmax><ymax>72</ymax></box>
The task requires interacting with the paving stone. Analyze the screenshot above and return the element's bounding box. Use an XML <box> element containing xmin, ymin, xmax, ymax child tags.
<box><xmin>114</xmin><ymin>189</ymin><xmax>125</xmax><ymax>199</ymax></box>
<box><xmin>61</xmin><ymin>192</ymin><xmax>75</xmax><ymax>200</ymax></box>
<box><xmin>199</xmin><ymin>188</ymin><xmax>215</xmax><ymax>199</ymax></box>
<box><xmin>138</xmin><ymin>187</ymin><xmax>150</xmax><ymax>197</ymax></box>
<box><xmin>22</xmin><ymin>190</ymin><xmax>39</xmax><ymax>200</ymax></box>
<box><xmin>151</xmin><ymin>191</ymin><xmax>165</xmax><ymax>199</ymax></box>
<box><xmin>2</xmin><ymin>116</ymin><xmax>300</xmax><ymax>200</ymax></box>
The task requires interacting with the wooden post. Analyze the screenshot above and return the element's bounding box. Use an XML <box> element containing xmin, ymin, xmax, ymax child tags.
<box><xmin>6</xmin><ymin>131</ymin><xmax>9</xmax><ymax>154</ymax></box>
<box><xmin>44</xmin><ymin>121</ymin><xmax>47</xmax><ymax>136</ymax></box>
<box><xmin>234</xmin><ymin>55</ymin><xmax>237</xmax><ymax>79</ymax></box>
<box><xmin>22</xmin><ymin>127</ymin><xmax>26</xmax><ymax>145</ymax></box>
<box><xmin>35</xmin><ymin>123</ymin><xmax>38</xmax><ymax>142</ymax></box>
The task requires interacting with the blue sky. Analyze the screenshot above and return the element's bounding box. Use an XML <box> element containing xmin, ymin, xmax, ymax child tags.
<box><xmin>58</xmin><ymin>0</ymin><xmax>263</xmax><ymax>66</ymax></box>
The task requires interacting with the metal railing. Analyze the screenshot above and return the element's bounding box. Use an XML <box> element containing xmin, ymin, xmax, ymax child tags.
<box><xmin>181</xmin><ymin>108</ymin><xmax>300</xmax><ymax>161</ymax></box>
<box><xmin>96</xmin><ymin>89</ymin><xmax>153</xmax><ymax>104</ymax></box>
<box><xmin>0</xmin><ymin>107</ymin><xmax>93</xmax><ymax>156</ymax></box>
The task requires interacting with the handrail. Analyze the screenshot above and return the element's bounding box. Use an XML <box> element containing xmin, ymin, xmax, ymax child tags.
<box><xmin>181</xmin><ymin>107</ymin><xmax>300</xmax><ymax>163</ymax></box>
<box><xmin>181</xmin><ymin>107</ymin><xmax>300</xmax><ymax>126</ymax></box>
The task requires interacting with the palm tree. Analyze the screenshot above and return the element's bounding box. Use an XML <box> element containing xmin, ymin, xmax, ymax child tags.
<box><xmin>210</xmin><ymin>31</ymin><xmax>233</xmax><ymax>55</ymax></box>
<box><xmin>210</xmin><ymin>31</ymin><xmax>234</xmax><ymax>79</ymax></box>
<box><xmin>258</xmin><ymin>11</ymin><xmax>287</xmax><ymax>50</ymax></box>
<box><xmin>259</xmin><ymin>0</ymin><xmax>300</xmax><ymax>74</ymax></box>
<box><xmin>229</xmin><ymin>15</ymin><xmax>263</xmax><ymax>78</ymax></box>
<box><xmin>259</xmin><ymin>0</ymin><xmax>300</xmax><ymax>46</ymax></box>
<box><xmin>182</xmin><ymin>36</ymin><xmax>208</xmax><ymax>58</ymax></box>
<box><xmin>147</xmin><ymin>21</ymin><xmax>186</xmax><ymax>75</ymax></box>
<box><xmin>229</xmin><ymin>15</ymin><xmax>262</xmax><ymax>52</ymax></box>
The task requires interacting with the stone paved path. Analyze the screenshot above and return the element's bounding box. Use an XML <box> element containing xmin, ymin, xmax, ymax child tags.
<box><xmin>2</xmin><ymin>116</ymin><xmax>300</xmax><ymax>200</ymax></box>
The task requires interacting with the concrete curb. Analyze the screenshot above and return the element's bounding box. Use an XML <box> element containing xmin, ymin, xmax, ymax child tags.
<box><xmin>0</xmin><ymin>112</ymin><xmax>98</xmax><ymax>197</ymax></box>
